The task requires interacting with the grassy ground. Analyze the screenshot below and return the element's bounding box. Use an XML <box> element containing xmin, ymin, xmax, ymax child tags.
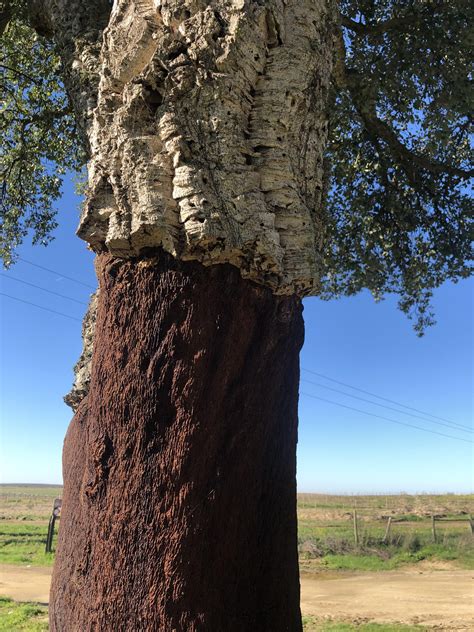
<box><xmin>0</xmin><ymin>600</ymin><xmax>424</xmax><ymax>632</ymax></box>
<box><xmin>0</xmin><ymin>597</ymin><xmax>48</xmax><ymax>632</ymax></box>
<box><xmin>0</xmin><ymin>525</ymin><xmax>55</xmax><ymax>566</ymax></box>
<box><xmin>0</xmin><ymin>486</ymin><xmax>62</xmax><ymax>523</ymax></box>
<box><xmin>302</xmin><ymin>617</ymin><xmax>427</xmax><ymax>631</ymax></box>
<box><xmin>299</xmin><ymin>535</ymin><xmax>474</xmax><ymax>572</ymax></box>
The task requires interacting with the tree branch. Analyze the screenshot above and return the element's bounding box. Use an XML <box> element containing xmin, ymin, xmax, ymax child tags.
<box><xmin>0</xmin><ymin>63</ymin><xmax>42</xmax><ymax>85</ymax></box>
<box><xmin>340</xmin><ymin>13</ymin><xmax>419</xmax><ymax>36</ymax></box>
<box><xmin>347</xmin><ymin>77</ymin><xmax>473</xmax><ymax>180</ymax></box>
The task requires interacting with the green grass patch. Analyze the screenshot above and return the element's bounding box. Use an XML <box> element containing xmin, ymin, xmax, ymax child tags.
<box><xmin>316</xmin><ymin>552</ymin><xmax>420</xmax><ymax>571</ymax></box>
<box><xmin>0</xmin><ymin>525</ymin><xmax>55</xmax><ymax>566</ymax></box>
<box><xmin>304</xmin><ymin>538</ymin><xmax>474</xmax><ymax>571</ymax></box>
<box><xmin>393</xmin><ymin>515</ymin><xmax>425</xmax><ymax>522</ymax></box>
<box><xmin>302</xmin><ymin>615</ymin><xmax>426</xmax><ymax>631</ymax></box>
<box><xmin>419</xmin><ymin>542</ymin><xmax>474</xmax><ymax>569</ymax></box>
<box><xmin>0</xmin><ymin>597</ymin><xmax>48</xmax><ymax>631</ymax></box>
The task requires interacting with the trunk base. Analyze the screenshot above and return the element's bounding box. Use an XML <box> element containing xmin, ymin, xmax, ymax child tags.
<box><xmin>50</xmin><ymin>251</ymin><xmax>304</xmax><ymax>631</ymax></box>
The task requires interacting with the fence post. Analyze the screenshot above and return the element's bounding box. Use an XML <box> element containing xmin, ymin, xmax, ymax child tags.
<box><xmin>383</xmin><ymin>516</ymin><xmax>392</xmax><ymax>543</ymax></box>
<box><xmin>45</xmin><ymin>498</ymin><xmax>62</xmax><ymax>553</ymax></box>
<box><xmin>469</xmin><ymin>515</ymin><xmax>474</xmax><ymax>536</ymax></box>
<box><xmin>353</xmin><ymin>509</ymin><xmax>359</xmax><ymax>546</ymax></box>
<box><xmin>431</xmin><ymin>515</ymin><xmax>437</xmax><ymax>543</ymax></box>
<box><xmin>45</xmin><ymin>514</ymin><xmax>56</xmax><ymax>553</ymax></box>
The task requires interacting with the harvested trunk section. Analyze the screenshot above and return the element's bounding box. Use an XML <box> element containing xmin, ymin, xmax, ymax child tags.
<box><xmin>50</xmin><ymin>251</ymin><xmax>304</xmax><ymax>631</ymax></box>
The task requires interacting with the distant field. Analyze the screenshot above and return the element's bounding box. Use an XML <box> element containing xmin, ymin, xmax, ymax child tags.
<box><xmin>0</xmin><ymin>486</ymin><xmax>62</xmax><ymax>523</ymax></box>
<box><xmin>297</xmin><ymin>492</ymin><xmax>474</xmax><ymax>571</ymax></box>
<box><xmin>1</xmin><ymin>485</ymin><xmax>473</xmax><ymax>569</ymax></box>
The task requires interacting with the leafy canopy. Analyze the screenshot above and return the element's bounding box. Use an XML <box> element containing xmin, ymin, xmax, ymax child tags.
<box><xmin>1</xmin><ymin>0</ymin><xmax>472</xmax><ymax>331</ymax></box>
<box><xmin>323</xmin><ymin>0</ymin><xmax>473</xmax><ymax>332</ymax></box>
<box><xmin>0</xmin><ymin>0</ymin><xmax>83</xmax><ymax>267</ymax></box>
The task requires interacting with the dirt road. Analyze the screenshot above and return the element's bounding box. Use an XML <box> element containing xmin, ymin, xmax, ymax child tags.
<box><xmin>0</xmin><ymin>564</ymin><xmax>51</xmax><ymax>604</ymax></box>
<box><xmin>1</xmin><ymin>564</ymin><xmax>473</xmax><ymax>629</ymax></box>
<box><xmin>300</xmin><ymin>567</ymin><xmax>474</xmax><ymax>630</ymax></box>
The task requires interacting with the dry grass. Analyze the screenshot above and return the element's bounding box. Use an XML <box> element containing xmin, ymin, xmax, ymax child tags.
<box><xmin>0</xmin><ymin>486</ymin><xmax>62</xmax><ymax>523</ymax></box>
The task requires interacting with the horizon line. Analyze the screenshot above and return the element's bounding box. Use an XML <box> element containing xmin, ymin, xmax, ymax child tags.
<box><xmin>1</xmin><ymin>482</ymin><xmax>473</xmax><ymax>496</ymax></box>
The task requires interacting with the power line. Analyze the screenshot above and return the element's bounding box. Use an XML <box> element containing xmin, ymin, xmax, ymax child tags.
<box><xmin>0</xmin><ymin>293</ymin><xmax>82</xmax><ymax>322</ymax></box>
<box><xmin>301</xmin><ymin>367</ymin><xmax>471</xmax><ymax>432</ymax></box>
<box><xmin>0</xmin><ymin>273</ymin><xmax>88</xmax><ymax>306</ymax></box>
<box><xmin>0</xmin><ymin>294</ymin><xmax>471</xmax><ymax>446</ymax></box>
<box><xmin>18</xmin><ymin>258</ymin><xmax>96</xmax><ymax>290</ymax></box>
<box><xmin>300</xmin><ymin>391</ymin><xmax>473</xmax><ymax>445</ymax></box>
<box><xmin>301</xmin><ymin>377</ymin><xmax>473</xmax><ymax>434</ymax></box>
<box><xmin>1</xmin><ymin>275</ymin><xmax>470</xmax><ymax>442</ymax></box>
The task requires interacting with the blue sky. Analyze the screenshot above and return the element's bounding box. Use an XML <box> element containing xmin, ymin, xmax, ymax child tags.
<box><xmin>0</xmin><ymin>178</ymin><xmax>472</xmax><ymax>492</ymax></box>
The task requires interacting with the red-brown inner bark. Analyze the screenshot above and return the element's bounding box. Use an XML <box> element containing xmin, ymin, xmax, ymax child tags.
<box><xmin>50</xmin><ymin>251</ymin><xmax>304</xmax><ymax>631</ymax></box>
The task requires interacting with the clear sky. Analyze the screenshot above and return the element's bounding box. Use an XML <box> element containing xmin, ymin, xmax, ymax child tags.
<box><xmin>0</xmin><ymin>178</ymin><xmax>472</xmax><ymax>493</ymax></box>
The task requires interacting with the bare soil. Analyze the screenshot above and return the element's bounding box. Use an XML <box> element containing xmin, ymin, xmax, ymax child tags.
<box><xmin>1</xmin><ymin>564</ymin><xmax>473</xmax><ymax>629</ymax></box>
<box><xmin>301</xmin><ymin>566</ymin><xmax>474</xmax><ymax>630</ymax></box>
<box><xmin>0</xmin><ymin>564</ymin><xmax>51</xmax><ymax>604</ymax></box>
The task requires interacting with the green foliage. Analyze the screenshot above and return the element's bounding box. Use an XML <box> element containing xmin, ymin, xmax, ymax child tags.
<box><xmin>322</xmin><ymin>0</ymin><xmax>473</xmax><ymax>333</ymax></box>
<box><xmin>0</xmin><ymin>597</ymin><xmax>48</xmax><ymax>631</ymax></box>
<box><xmin>0</xmin><ymin>0</ymin><xmax>83</xmax><ymax>266</ymax></box>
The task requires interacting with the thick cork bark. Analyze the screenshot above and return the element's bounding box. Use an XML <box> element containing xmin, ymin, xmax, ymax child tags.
<box><xmin>79</xmin><ymin>0</ymin><xmax>337</xmax><ymax>295</ymax></box>
<box><xmin>50</xmin><ymin>251</ymin><xmax>304</xmax><ymax>631</ymax></box>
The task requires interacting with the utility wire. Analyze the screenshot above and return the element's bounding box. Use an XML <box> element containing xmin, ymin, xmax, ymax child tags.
<box><xmin>0</xmin><ymin>293</ymin><xmax>82</xmax><ymax>322</ymax></box>
<box><xmin>18</xmin><ymin>257</ymin><xmax>96</xmax><ymax>290</ymax></box>
<box><xmin>301</xmin><ymin>367</ymin><xmax>471</xmax><ymax>432</ymax></box>
<box><xmin>301</xmin><ymin>377</ymin><xmax>473</xmax><ymax>434</ymax></box>
<box><xmin>300</xmin><ymin>391</ymin><xmax>473</xmax><ymax>445</ymax></box>
<box><xmin>0</xmin><ymin>273</ymin><xmax>88</xmax><ymax>306</ymax></box>
<box><xmin>2</xmin><ymin>272</ymin><xmax>470</xmax><ymax>441</ymax></box>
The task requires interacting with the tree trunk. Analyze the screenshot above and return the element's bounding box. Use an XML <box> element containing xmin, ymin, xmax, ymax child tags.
<box><xmin>50</xmin><ymin>250</ymin><xmax>304</xmax><ymax>631</ymax></box>
<box><xmin>34</xmin><ymin>2</ymin><xmax>336</xmax><ymax>627</ymax></box>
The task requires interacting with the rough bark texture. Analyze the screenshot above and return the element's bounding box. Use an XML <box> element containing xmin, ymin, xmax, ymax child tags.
<box><xmin>78</xmin><ymin>0</ymin><xmax>337</xmax><ymax>295</ymax></box>
<box><xmin>51</xmin><ymin>250</ymin><xmax>304</xmax><ymax>632</ymax></box>
<box><xmin>64</xmin><ymin>292</ymin><xmax>98</xmax><ymax>411</ymax></box>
